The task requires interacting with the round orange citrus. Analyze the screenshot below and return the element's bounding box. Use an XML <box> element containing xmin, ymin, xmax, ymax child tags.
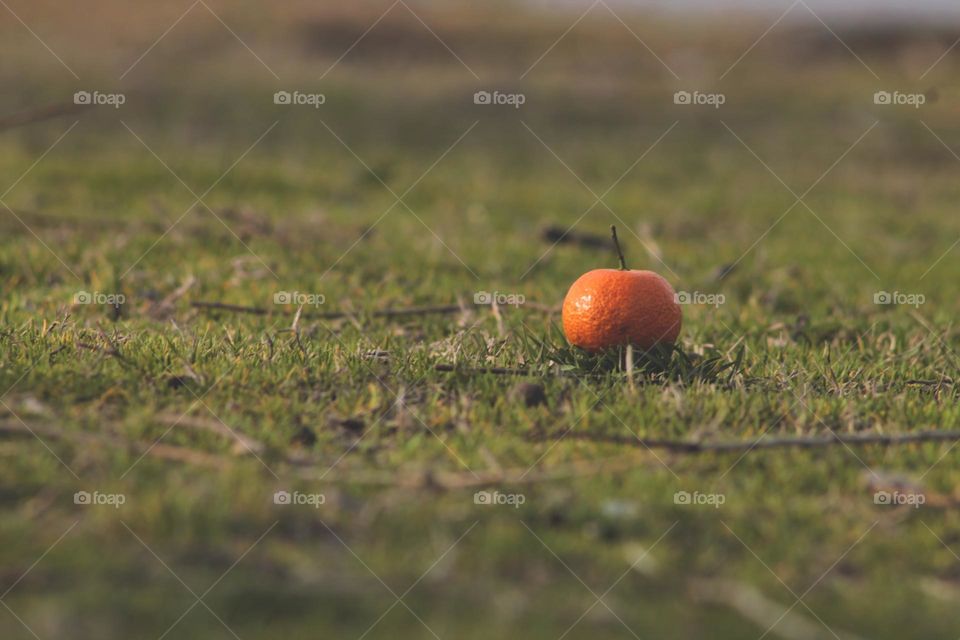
<box><xmin>561</xmin><ymin>227</ymin><xmax>681</xmax><ymax>352</ymax></box>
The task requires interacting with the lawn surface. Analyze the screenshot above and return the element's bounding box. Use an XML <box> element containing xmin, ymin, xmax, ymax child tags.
<box><xmin>3</xmin><ymin>2</ymin><xmax>960</xmax><ymax>638</ymax></box>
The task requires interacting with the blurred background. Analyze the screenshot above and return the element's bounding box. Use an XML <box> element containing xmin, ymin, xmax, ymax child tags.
<box><xmin>4</xmin><ymin>0</ymin><xmax>960</xmax><ymax>302</ymax></box>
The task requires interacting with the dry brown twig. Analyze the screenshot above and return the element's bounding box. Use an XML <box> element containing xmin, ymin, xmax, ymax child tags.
<box><xmin>0</xmin><ymin>420</ymin><xmax>228</xmax><ymax>468</ymax></box>
<box><xmin>540</xmin><ymin>428</ymin><xmax>960</xmax><ymax>453</ymax></box>
<box><xmin>153</xmin><ymin>412</ymin><xmax>266</xmax><ymax>455</ymax></box>
<box><xmin>7</xmin><ymin>415</ymin><xmax>960</xmax><ymax>493</ymax></box>
<box><xmin>0</xmin><ymin>101</ymin><xmax>93</xmax><ymax>132</ymax></box>
<box><xmin>191</xmin><ymin>300</ymin><xmax>559</xmax><ymax>319</ymax></box>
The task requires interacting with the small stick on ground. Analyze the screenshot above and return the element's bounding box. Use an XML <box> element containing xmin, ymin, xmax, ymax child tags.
<box><xmin>192</xmin><ymin>300</ymin><xmax>559</xmax><ymax>319</ymax></box>
<box><xmin>534</xmin><ymin>428</ymin><xmax>960</xmax><ymax>452</ymax></box>
<box><xmin>433</xmin><ymin>363</ymin><xmax>618</xmax><ymax>380</ymax></box>
<box><xmin>154</xmin><ymin>412</ymin><xmax>266</xmax><ymax>455</ymax></box>
<box><xmin>153</xmin><ymin>275</ymin><xmax>197</xmax><ymax>313</ymax></box>
<box><xmin>0</xmin><ymin>420</ymin><xmax>228</xmax><ymax>468</ymax></box>
<box><xmin>540</xmin><ymin>225</ymin><xmax>609</xmax><ymax>249</ymax></box>
<box><xmin>434</xmin><ymin>363</ymin><xmax>531</xmax><ymax>376</ymax></box>
<box><xmin>691</xmin><ymin>578</ymin><xmax>867</xmax><ymax>640</ymax></box>
<box><xmin>0</xmin><ymin>102</ymin><xmax>93</xmax><ymax>132</ymax></box>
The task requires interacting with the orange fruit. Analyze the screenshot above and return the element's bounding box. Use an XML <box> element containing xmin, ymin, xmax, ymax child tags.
<box><xmin>561</xmin><ymin>227</ymin><xmax>681</xmax><ymax>352</ymax></box>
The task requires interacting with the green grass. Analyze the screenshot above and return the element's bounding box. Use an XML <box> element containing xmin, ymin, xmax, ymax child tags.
<box><xmin>3</xmin><ymin>2</ymin><xmax>960</xmax><ymax>638</ymax></box>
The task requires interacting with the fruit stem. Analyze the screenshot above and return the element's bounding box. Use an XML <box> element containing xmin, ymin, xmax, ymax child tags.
<box><xmin>611</xmin><ymin>225</ymin><xmax>628</xmax><ymax>270</ymax></box>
